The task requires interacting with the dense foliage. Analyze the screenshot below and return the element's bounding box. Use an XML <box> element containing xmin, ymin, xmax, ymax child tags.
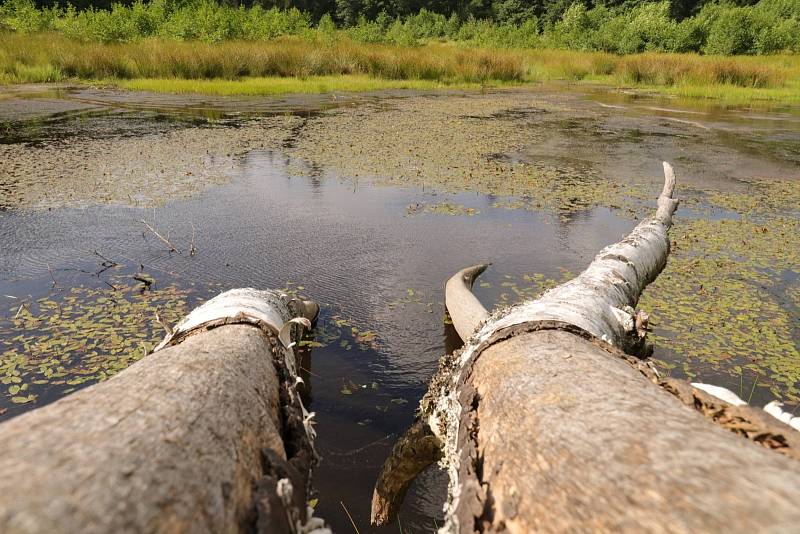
<box><xmin>1</xmin><ymin>0</ymin><xmax>799</xmax><ymax>53</ymax></box>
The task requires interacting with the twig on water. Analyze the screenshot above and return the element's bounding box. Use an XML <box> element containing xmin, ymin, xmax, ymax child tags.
<box><xmin>140</xmin><ymin>219</ymin><xmax>182</xmax><ymax>254</ymax></box>
<box><xmin>299</xmin><ymin>365</ymin><xmax>322</xmax><ymax>379</ymax></box>
<box><xmin>46</xmin><ymin>263</ymin><xmax>59</xmax><ymax>288</ymax></box>
<box><xmin>189</xmin><ymin>222</ymin><xmax>197</xmax><ymax>256</ymax></box>
<box><xmin>325</xmin><ymin>434</ymin><xmax>394</xmax><ymax>458</ymax></box>
<box><xmin>747</xmin><ymin>370</ymin><xmax>759</xmax><ymax>404</ymax></box>
<box><xmin>93</xmin><ymin>250</ymin><xmax>118</xmax><ymax>267</ymax></box>
<box><xmin>133</xmin><ymin>273</ymin><xmax>154</xmax><ymax>290</ymax></box>
<box><xmin>104</xmin><ymin>280</ymin><xmax>119</xmax><ymax>291</ymax></box>
<box><xmin>340</xmin><ymin>501</ymin><xmax>361</xmax><ymax>534</ymax></box>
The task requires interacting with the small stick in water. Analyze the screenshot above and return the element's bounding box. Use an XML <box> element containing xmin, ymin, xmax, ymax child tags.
<box><xmin>340</xmin><ymin>500</ymin><xmax>361</xmax><ymax>534</ymax></box>
<box><xmin>140</xmin><ymin>219</ymin><xmax>181</xmax><ymax>254</ymax></box>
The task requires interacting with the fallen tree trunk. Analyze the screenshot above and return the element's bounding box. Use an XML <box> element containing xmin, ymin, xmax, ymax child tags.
<box><xmin>372</xmin><ymin>163</ymin><xmax>800</xmax><ymax>532</ymax></box>
<box><xmin>0</xmin><ymin>289</ymin><xmax>328</xmax><ymax>534</ymax></box>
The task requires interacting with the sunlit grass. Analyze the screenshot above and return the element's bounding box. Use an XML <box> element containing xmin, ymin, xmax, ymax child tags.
<box><xmin>117</xmin><ymin>75</ymin><xmax>489</xmax><ymax>95</ymax></box>
<box><xmin>1</xmin><ymin>33</ymin><xmax>799</xmax><ymax>103</ymax></box>
<box><xmin>517</xmin><ymin>49</ymin><xmax>800</xmax><ymax>103</ymax></box>
<box><xmin>646</xmin><ymin>80</ymin><xmax>800</xmax><ymax>103</ymax></box>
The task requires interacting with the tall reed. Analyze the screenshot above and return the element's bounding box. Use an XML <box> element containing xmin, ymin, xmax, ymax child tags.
<box><xmin>0</xmin><ymin>33</ymin><xmax>525</xmax><ymax>82</ymax></box>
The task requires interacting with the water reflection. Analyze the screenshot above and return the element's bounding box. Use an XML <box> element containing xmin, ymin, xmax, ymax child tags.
<box><xmin>0</xmin><ymin>149</ymin><xmax>636</xmax><ymax>532</ymax></box>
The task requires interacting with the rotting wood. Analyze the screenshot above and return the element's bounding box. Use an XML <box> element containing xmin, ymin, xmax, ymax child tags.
<box><xmin>372</xmin><ymin>162</ymin><xmax>800</xmax><ymax>532</ymax></box>
<box><xmin>0</xmin><ymin>288</ymin><xmax>328</xmax><ymax>534</ymax></box>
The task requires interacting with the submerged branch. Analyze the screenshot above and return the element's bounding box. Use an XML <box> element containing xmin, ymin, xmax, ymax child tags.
<box><xmin>140</xmin><ymin>219</ymin><xmax>181</xmax><ymax>254</ymax></box>
<box><xmin>370</xmin><ymin>419</ymin><xmax>443</xmax><ymax>526</ymax></box>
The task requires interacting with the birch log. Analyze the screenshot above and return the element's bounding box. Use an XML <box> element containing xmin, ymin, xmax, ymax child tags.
<box><xmin>0</xmin><ymin>289</ymin><xmax>328</xmax><ymax>534</ymax></box>
<box><xmin>371</xmin><ymin>163</ymin><xmax>800</xmax><ymax>532</ymax></box>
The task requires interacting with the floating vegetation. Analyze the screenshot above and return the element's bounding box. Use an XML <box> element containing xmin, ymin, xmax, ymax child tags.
<box><xmin>406</xmin><ymin>202</ymin><xmax>479</xmax><ymax>217</ymax></box>
<box><xmin>386</xmin><ymin>287</ymin><xmax>439</xmax><ymax>316</ymax></box>
<box><xmin>487</xmin><ymin>271</ymin><xmax>574</xmax><ymax>308</ymax></box>
<box><xmin>0</xmin><ymin>115</ymin><xmax>301</xmax><ymax>210</ymax></box>
<box><xmin>2</xmin><ymin>87</ymin><xmax>798</xmax><ymax>419</ymax></box>
<box><xmin>640</xmin><ymin>215</ymin><xmax>800</xmax><ymax>405</ymax></box>
<box><xmin>0</xmin><ymin>278</ymin><xmax>193</xmax><ymax>414</ymax></box>
<box><xmin>277</xmin><ymin>281</ymin><xmax>384</xmax><ymax>352</ymax></box>
<box><xmin>308</xmin><ymin>313</ymin><xmax>383</xmax><ymax>353</ymax></box>
<box><xmin>706</xmin><ymin>179</ymin><xmax>800</xmax><ymax>217</ymax></box>
<box><xmin>291</xmin><ymin>88</ymin><xmax>797</xmax><ymax>403</ymax></box>
<box><xmin>289</xmin><ymin>94</ymin><xmax>653</xmax><ymax>216</ymax></box>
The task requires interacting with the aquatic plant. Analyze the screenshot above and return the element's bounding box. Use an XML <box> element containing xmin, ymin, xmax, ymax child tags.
<box><xmin>0</xmin><ymin>278</ymin><xmax>193</xmax><ymax>413</ymax></box>
<box><xmin>640</xmin><ymin>212</ymin><xmax>800</xmax><ymax>406</ymax></box>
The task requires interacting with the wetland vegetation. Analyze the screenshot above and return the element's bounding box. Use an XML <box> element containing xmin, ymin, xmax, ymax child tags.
<box><xmin>1</xmin><ymin>0</ymin><xmax>799</xmax><ymax>102</ymax></box>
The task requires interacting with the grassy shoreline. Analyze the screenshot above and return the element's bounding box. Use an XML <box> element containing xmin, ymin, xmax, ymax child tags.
<box><xmin>115</xmin><ymin>75</ymin><xmax>488</xmax><ymax>95</ymax></box>
<box><xmin>2</xmin><ymin>33</ymin><xmax>799</xmax><ymax>103</ymax></box>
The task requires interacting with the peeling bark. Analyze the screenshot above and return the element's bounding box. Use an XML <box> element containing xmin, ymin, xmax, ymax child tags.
<box><xmin>458</xmin><ymin>330</ymin><xmax>800</xmax><ymax>533</ymax></box>
<box><xmin>372</xmin><ymin>163</ymin><xmax>800</xmax><ymax>532</ymax></box>
<box><xmin>0</xmin><ymin>289</ymin><xmax>328</xmax><ymax>534</ymax></box>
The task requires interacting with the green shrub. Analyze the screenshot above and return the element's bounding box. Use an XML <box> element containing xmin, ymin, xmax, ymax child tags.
<box><xmin>547</xmin><ymin>3</ymin><xmax>593</xmax><ymax>50</ymax></box>
<box><xmin>494</xmin><ymin>0</ymin><xmax>535</xmax><ymax>26</ymax></box>
<box><xmin>0</xmin><ymin>0</ymin><xmax>798</xmax><ymax>55</ymax></box>
<box><xmin>670</xmin><ymin>16</ymin><xmax>706</xmax><ymax>53</ymax></box>
<box><xmin>1</xmin><ymin>0</ymin><xmax>58</xmax><ymax>33</ymax></box>
<box><xmin>384</xmin><ymin>17</ymin><xmax>416</xmax><ymax>45</ymax></box>
<box><xmin>346</xmin><ymin>15</ymin><xmax>385</xmax><ymax>42</ymax></box>
<box><xmin>704</xmin><ymin>7</ymin><xmax>756</xmax><ymax>55</ymax></box>
<box><xmin>756</xmin><ymin>17</ymin><xmax>800</xmax><ymax>53</ymax></box>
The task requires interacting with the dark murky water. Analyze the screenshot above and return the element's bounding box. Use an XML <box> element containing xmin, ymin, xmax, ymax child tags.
<box><xmin>1</xmin><ymin>85</ymin><xmax>799</xmax><ymax>533</ymax></box>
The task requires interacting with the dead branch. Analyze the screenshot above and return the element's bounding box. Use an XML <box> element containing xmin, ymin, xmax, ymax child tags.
<box><xmin>140</xmin><ymin>219</ymin><xmax>182</xmax><ymax>254</ymax></box>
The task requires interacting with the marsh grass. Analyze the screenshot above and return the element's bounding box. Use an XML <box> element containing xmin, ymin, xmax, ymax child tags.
<box><xmin>1</xmin><ymin>33</ymin><xmax>798</xmax><ymax>102</ymax></box>
<box><xmin>118</xmin><ymin>75</ymin><xmax>484</xmax><ymax>95</ymax></box>
<box><xmin>0</xmin><ymin>33</ymin><xmax>525</xmax><ymax>83</ymax></box>
<box><xmin>520</xmin><ymin>49</ymin><xmax>800</xmax><ymax>102</ymax></box>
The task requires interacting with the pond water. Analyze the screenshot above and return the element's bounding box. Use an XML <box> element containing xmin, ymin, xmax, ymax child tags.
<box><xmin>1</xmin><ymin>146</ymin><xmax>636</xmax><ymax>531</ymax></box>
<box><xmin>1</xmin><ymin>84</ymin><xmax>799</xmax><ymax>533</ymax></box>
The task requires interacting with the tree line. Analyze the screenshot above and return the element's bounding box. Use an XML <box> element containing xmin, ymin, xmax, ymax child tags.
<box><xmin>24</xmin><ymin>0</ymin><xmax>795</xmax><ymax>24</ymax></box>
<box><xmin>2</xmin><ymin>0</ymin><xmax>799</xmax><ymax>54</ymax></box>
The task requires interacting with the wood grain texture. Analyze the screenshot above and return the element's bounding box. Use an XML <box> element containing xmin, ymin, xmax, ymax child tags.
<box><xmin>0</xmin><ymin>325</ymin><xmax>307</xmax><ymax>534</ymax></box>
<box><xmin>458</xmin><ymin>330</ymin><xmax>800</xmax><ymax>533</ymax></box>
